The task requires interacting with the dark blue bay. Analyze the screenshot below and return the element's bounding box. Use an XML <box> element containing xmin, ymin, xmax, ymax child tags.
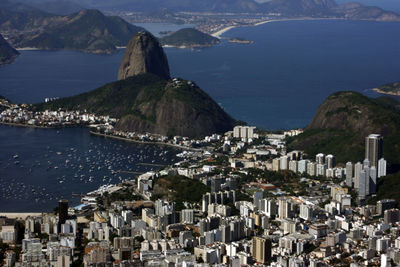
<box><xmin>0</xmin><ymin>20</ymin><xmax>400</xmax><ymax>211</ymax></box>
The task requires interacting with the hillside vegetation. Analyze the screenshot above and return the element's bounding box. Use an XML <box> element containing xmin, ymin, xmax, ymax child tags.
<box><xmin>287</xmin><ymin>92</ymin><xmax>400</xmax><ymax>167</ymax></box>
<box><xmin>34</xmin><ymin>73</ymin><xmax>236</xmax><ymax>138</ymax></box>
<box><xmin>160</xmin><ymin>28</ymin><xmax>220</xmax><ymax>47</ymax></box>
<box><xmin>369</xmin><ymin>171</ymin><xmax>400</xmax><ymax>206</ymax></box>
<box><xmin>153</xmin><ymin>175</ymin><xmax>210</xmax><ymax>210</ymax></box>
<box><xmin>1</xmin><ymin>8</ymin><xmax>143</xmax><ymax>53</ymax></box>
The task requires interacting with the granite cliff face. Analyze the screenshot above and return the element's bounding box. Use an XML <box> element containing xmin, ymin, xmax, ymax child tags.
<box><xmin>37</xmin><ymin>32</ymin><xmax>236</xmax><ymax>138</ymax></box>
<box><xmin>0</xmin><ymin>34</ymin><xmax>19</xmax><ymax>65</ymax></box>
<box><xmin>118</xmin><ymin>32</ymin><xmax>170</xmax><ymax>80</ymax></box>
<box><xmin>287</xmin><ymin>91</ymin><xmax>400</xmax><ymax>165</ymax></box>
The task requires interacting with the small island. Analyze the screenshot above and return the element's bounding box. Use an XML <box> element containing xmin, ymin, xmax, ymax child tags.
<box><xmin>373</xmin><ymin>81</ymin><xmax>400</xmax><ymax>96</ymax></box>
<box><xmin>160</xmin><ymin>28</ymin><xmax>220</xmax><ymax>48</ymax></box>
<box><xmin>228</xmin><ymin>38</ymin><xmax>254</xmax><ymax>44</ymax></box>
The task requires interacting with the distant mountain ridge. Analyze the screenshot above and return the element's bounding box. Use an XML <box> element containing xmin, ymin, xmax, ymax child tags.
<box><xmin>56</xmin><ymin>0</ymin><xmax>400</xmax><ymax>21</ymax></box>
<box><xmin>287</xmin><ymin>91</ymin><xmax>400</xmax><ymax>167</ymax></box>
<box><xmin>0</xmin><ymin>34</ymin><xmax>19</xmax><ymax>65</ymax></box>
<box><xmin>0</xmin><ymin>7</ymin><xmax>144</xmax><ymax>53</ymax></box>
<box><xmin>9</xmin><ymin>0</ymin><xmax>85</xmax><ymax>15</ymax></box>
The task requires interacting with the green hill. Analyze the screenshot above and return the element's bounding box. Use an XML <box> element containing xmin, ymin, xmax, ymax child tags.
<box><xmin>369</xmin><ymin>171</ymin><xmax>400</xmax><ymax>206</ymax></box>
<box><xmin>3</xmin><ymin>9</ymin><xmax>143</xmax><ymax>53</ymax></box>
<box><xmin>34</xmin><ymin>73</ymin><xmax>236</xmax><ymax>138</ymax></box>
<box><xmin>160</xmin><ymin>28</ymin><xmax>220</xmax><ymax>48</ymax></box>
<box><xmin>287</xmin><ymin>91</ymin><xmax>400</xmax><ymax>168</ymax></box>
<box><xmin>0</xmin><ymin>34</ymin><xmax>19</xmax><ymax>64</ymax></box>
<box><xmin>34</xmin><ymin>32</ymin><xmax>236</xmax><ymax>137</ymax></box>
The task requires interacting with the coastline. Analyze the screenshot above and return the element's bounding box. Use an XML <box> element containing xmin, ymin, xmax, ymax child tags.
<box><xmin>211</xmin><ymin>17</ymin><xmax>347</xmax><ymax>39</ymax></box>
<box><xmin>373</xmin><ymin>88</ymin><xmax>400</xmax><ymax>96</ymax></box>
<box><xmin>0</xmin><ymin>121</ymin><xmax>57</xmax><ymax>129</ymax></box>
<box><xmin>16</xmin><ymin>47</ymin><xmax>41</xmax><ymax>51</ymax></box>
<box><xmin>0</xmin><ymin>122</ymin><xmax>201</xmax><ymax>151</ymax></box>
<box><xmin>211</xmin><ymin>25</ymin><xmax>236</xmax><ymax>38</ymax></box>
<box><xmin>90</xmin><ymin>131</ymin><xmax>202</xmax><ymax>152</ymax></box>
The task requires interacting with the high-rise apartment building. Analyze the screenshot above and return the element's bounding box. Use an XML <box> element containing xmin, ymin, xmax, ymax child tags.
<box><xmin>326</xmin><ymin>154</ymin><xmax>336</xmax><ymax>169</ymax></box>
<box><xmin>378</xmin><ymin>158</ymin><xmax>387</xmax><ymax>178</ymax></box>
<box><xmin>365</xmin><ymin>134</ymin><xmax>383</xmax><ymax>168</ymax></box>
<box><xmin>345</xmin><ymin>162</ymin><xmax>353</xmax><ymax>187</ymax></box>
<box><xmin>252</xmin><ymin>236</ymin><xmax>271</xmax><ymax>264</ymax></box>
<box><xmin>58</xmin><ymin>200</ymin><xmax>68</xmax><ymax>233</ymax></box>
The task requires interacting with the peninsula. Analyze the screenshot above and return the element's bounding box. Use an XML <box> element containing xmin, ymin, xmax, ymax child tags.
<box><xmin>373</xmin><ymin>81</ymin><xmax>400</xmax><ymax>96</ymax></box>
<box><xmin>34</xmin><ymin>32</ymin><xmax>236</xmax><ymax>138</ymax></box>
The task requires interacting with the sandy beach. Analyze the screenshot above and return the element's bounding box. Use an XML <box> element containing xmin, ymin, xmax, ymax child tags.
<box><xmin>16</xmin><ymin>47</ymin><xmax>41</xmax><ymax>51</ymax></box>
<box><xmin>211</xmin><ymin>26</ymin><xmax>237</xmax><ymax>38</ymax></box>
<box><xmin>211</xmin><ymin>17</ymin><xmax>345</xmax><ymax>39</ymax></box>
<box><xmin>373</xmin><ymin>88</ymin><xmax>400</xmax><ymax>96</ymax></box>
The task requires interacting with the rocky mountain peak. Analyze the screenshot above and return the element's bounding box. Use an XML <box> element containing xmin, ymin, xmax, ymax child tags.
<box><xmin>118</xmin><ymin>31</ymin><xmax>170</xmax><ymax>81</ymax></box>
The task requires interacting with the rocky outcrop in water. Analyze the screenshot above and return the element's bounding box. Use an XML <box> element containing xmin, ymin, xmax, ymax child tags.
<box><xmin>37</xmin><ymin>31</ymin><xmax>236</xmax><ymax>138</ymax></box>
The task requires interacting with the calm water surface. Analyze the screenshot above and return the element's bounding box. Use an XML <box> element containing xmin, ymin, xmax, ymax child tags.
<box><xmin>1</xmin><ymin>20</ymin><xmax>400</xmax><ymax>211</ymax></box>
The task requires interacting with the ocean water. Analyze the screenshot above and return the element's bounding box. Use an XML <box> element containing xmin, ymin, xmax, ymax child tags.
<box><xmin>0</xmin><ymin>126</ymin><xmax>179</xmax><ymax>212</ymax></box>
<box><xmin>1</xmin><ymin>20</ymin><xmax>399</xmax><ymax>129</ymax></box>
<box><xmin>167</xmin><ymin>20</ymin><xmax>400</xmax><ymax>129</ymax></box>
<box><xmin>1</xmin><ymin>20</ymin><xmax>400</xmax><ymax>211</ymax></box>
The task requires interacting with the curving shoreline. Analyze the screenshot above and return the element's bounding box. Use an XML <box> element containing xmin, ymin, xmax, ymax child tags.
<box><xmin>0</xmin><ymin>121</ymin><xmax>56</xmax><ymax>129</ymax></box>
<box><xmin>211</xmin><ymin>17</ymin><xmax>349</xmax><ymax>39</ymax></box>
<box><xmin>0</xmin><ymin>122</ymin><xmax>202</xmax><ymax>151</ymax></box>
<box><xmin>373</xmin><ymin>88</ymin><xmax>400</xmax><ymax>96</ymax></box>
<box><xmin>89</xmin><ymin>131</ymin><xmax>202</xmax><ymax>152</ymax></box>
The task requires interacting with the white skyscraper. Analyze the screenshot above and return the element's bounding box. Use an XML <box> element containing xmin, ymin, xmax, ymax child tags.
<box><xmin>299</xmin><ymin>204</ymin><xmax>313</xmax><ymax>221</ymax></box>
<box><xmin>363</xmin><ymin>158</ymin><xmax>370</xmax><ymax>168</ymax></box>
<box><xmin>315</xmin><ymin>153</ymin><xmax>325</xmax><ymax>165</ymax></box>
<box><xmin>181</xmin><ymin>209</ymin><xmax>194</xmax><ymax>224</ymax></box>
<box><xmin>326</xmin><ymin>154</ymin><xmax>335</xmax><ymax>169</ymax></box>
<box><xmin>280</xmin><ymin>155</ymin><xmax>289</xmax><ymax>170</ymax></box>
<box><xmin>316</xmin><ymin>164</ymin><xmax>327</xmax><ymax>177</ymax></box>
<box><xmin>358</xmin><ymin>170</ymin><xmax>367</xmax><ymax>200</ymax></box>
<box><xmin>289</xmin><ymin>160</ymin><xmax>298</xmax><ymax>173</ymax></box>
<box><xmin>298</xmin><ymin>160</ymin><xmax>308</xmax><ymax>174</ymax></box>
<box><xmin>264</xmin><ymin>199</ymin><xmax>277</xmax><ymax>218</ymax></box>
<box><xmin>364</xmin><ymin>167</ymin><xmax>370</xmax><ymax>196</ymax></box>
<box><xmin>307</xmin><ymin>162</ymin><xmax>316</xmax><ymax>176</ymax></box>
<box><xmin>345</xmin><ymin>162</ymin><xmax>353</xmax><ymax>187</ymax></box>
<box><xmin>378</xmin><ymin>158</ymin><xmax>387</xmax><ymax>178</ymax></box>
<box><xmin>233</xmin><ymin>126</ymin><xmax>256</xmax><ymax>139</ymax></box>
<box><xmin>354</xmin><ymin>162</ymin><xmax>362</xmax><ymax>189</ymax></box>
